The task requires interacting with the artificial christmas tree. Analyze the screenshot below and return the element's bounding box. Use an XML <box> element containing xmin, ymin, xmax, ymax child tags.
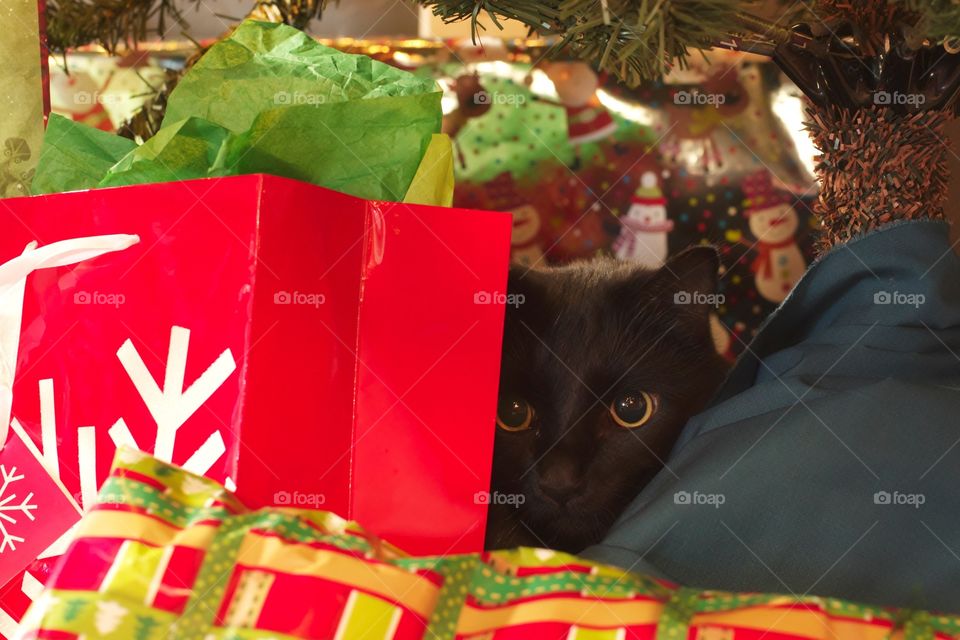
<box><xmin>42</xmin><ymin>0</ymin><xmax>332</xmax><ymax>53</ymax></box>
<box><xmin>419</xmin><ymin>0</ymin><xmax>960</xmax><ymax>248</ymax></box>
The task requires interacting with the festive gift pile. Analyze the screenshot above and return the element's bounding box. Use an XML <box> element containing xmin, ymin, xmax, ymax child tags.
<box><xmin>0</xmin><ymin>19</ymin><xmax>510</xmax><ymax>633</ymax></box>
<box><xmin>16</xmin><ymin>449</ymin><xmax>960</xmax><ymax>640</ymax></box>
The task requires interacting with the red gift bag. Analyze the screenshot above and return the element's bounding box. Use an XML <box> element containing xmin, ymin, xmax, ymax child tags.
<box><xmin>0</xmin><ymin>174</ymin><xmax>511</xmax><ymax>630</ymax></box>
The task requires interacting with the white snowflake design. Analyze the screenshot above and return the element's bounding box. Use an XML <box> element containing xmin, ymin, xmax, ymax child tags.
<box><xmin>0</xmin><ymin>465</ymin><xmax>37</xmax><ymax>553</ymax></box>
<box><xmin>0</xmin><ymin>237</ymin><xmax>242</xmax><ymax>638</ymax></box>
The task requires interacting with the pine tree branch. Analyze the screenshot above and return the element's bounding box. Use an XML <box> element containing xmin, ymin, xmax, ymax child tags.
<box><xmin>420</xmin><ymin>0</ymin><xmax>960</xmax><ymax>86</ymax></box>
<box><xmin>418</xmin><ymin>0</ymin><xmax>770</xmax><ymax>86</ymax></box>
<box><xmin>46</xmin><ymin>0</ymin><xmax>197</xmax><ymax>54</ymax></box>
<box><xmin>45</xmin><ymin>0</ymin><xmax>334</xmax><ymax>54</ymax></box>
<box><xmin>895</xmin><ymin>0</ymin><xmax>960</xmax><ymax>41</ymax></box>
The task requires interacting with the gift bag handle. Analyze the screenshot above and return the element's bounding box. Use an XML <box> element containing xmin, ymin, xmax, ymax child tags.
<box><xmin>0</xmin><ymin>234</ymin><xmax>140</xmax><ymax>451</ymax></box>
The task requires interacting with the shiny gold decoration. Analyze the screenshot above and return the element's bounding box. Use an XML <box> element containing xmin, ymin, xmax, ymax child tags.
<box><xmin>1</xmin><ymin>0</ymin><xmax>44</xmax><ymax>197</ymax></box>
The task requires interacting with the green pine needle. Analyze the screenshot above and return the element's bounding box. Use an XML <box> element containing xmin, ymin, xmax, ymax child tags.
<box><xmin>45</xmin><ymin>0</ymin><xmax>196</xmax><ymax>53</ymax></box>
<box><xmin>419</xmin><ymin>0</ymin><xmax>762</xmax><ymax>86</ymax></box>
<box><xmin>420</xmin><ymin>0</ymin><xmax>960</xmax><ymax>86</ymax></box>
<box><xmin>895</xmin><ymin>0</ymin><xmax>960</xmax><ymax>40</ymax></box>
<box><xmin>39</xmin><ymin>0</ymin><xmax>960</xmax><ymax>85</ymax></box>
<box><xmin>44</xmin><ymin>0</ymin><xmax>331</xmax><ymax>54</ymax></box>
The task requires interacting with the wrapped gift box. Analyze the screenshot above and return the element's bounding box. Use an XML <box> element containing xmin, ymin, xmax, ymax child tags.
<box><xmin>18</xmin><ymin>450</ymin><xmax>960</xmax><ymax>640</ymax></box>
<box><xmin>0</xmin><ymin>173</ymin><xmax>511</xmax><ymax>609</ymax></box>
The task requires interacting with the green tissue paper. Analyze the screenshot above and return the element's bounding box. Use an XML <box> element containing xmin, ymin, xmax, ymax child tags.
<box><xmin>31</xmin><ymin>20</ymin><xmax>450</xmax><ymax>204</ymax></box>
<box><xmin>31</xmin><ymin>115</ymin><xmax>137</xmax><ymax>194</ymax></box>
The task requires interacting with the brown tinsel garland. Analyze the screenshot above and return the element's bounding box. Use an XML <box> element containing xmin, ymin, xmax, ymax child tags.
<box><xmin>807</xmin><ymin>105</ymin><xmax>951</xmax><ymax>252</ymax></box>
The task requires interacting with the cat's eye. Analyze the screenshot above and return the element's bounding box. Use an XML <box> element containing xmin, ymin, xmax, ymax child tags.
<box><xmin>610</xmin><ymin>392</ymin><xmax>657</xmax><ymax>428</ymax></box>
<box><xmin>496</xmin><ymin>395</ymin><xmax>534</xmax><ymax>432</ymax></box>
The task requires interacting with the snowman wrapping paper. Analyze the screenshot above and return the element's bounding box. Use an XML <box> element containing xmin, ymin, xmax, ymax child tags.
<box><xmin>612</xmin><ymin>171</ymin><xmax>675</xmax><ymax>268</ymax></box>
<box><xmin>737</xmin><ymin>171</ymin><xmax>808</xmax><ymax>304</ymax></box>
<box><xmin>440</xmin><ymin>51</ymin><xmax>817</xmax><ymax>356</ymax></box>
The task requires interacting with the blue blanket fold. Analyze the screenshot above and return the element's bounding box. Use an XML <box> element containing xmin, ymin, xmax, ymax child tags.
<box><xmin>586</xmin><ymin>220</ymin><xmax>960</xmax><ymax>614</ymax></box>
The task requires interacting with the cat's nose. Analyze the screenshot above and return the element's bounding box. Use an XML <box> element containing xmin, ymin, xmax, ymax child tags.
<box><xmin>538</xmin><ymin>460</ymin><xmax>581</xmax><ymax>504</ymax></box>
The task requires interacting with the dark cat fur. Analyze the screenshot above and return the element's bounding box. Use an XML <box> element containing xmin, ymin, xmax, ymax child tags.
<box><xmin>486</xmin><ymin>247</ymin><xmax>729</xmax><ymax>553</ymax></box>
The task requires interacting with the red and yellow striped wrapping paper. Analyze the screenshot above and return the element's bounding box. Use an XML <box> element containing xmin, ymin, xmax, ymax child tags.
<box><xmin>15</xmin><ymin>449</ymin><xmax>960</xmax><ymax>640</ymax></box>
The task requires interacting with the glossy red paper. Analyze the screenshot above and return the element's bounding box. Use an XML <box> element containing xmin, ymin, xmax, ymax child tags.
<box><xmin>0</xmin><ymin>174</ymin><xmax>511</xmax><ymax>628</ymax></box>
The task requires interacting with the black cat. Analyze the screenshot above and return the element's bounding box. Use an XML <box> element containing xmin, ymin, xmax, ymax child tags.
<box><xmin>486</xmin><ymin>247</ymin><xmax>730</xmax><ymax>553</ymax></box>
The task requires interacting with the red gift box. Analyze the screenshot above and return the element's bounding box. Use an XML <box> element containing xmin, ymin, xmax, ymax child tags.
<box><xmin>0</xmin><ymin>174</ymin><xmax>511</xmax><ymax>628</ymax></box>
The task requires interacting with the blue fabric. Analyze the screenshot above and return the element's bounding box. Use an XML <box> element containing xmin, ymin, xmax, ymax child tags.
<box><xmin>585</xmin><ymin>221</ymin><xmax>960</xmax><ymax>614</ymax></box>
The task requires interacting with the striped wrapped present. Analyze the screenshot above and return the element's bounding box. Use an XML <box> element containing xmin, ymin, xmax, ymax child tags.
<box><xmin>16</xmin><ymin>449</ymin><xmax>960</xmax><ymax>639</ymax></box>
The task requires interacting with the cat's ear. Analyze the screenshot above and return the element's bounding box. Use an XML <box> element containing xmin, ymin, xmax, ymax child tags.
<box><xmin>652</xmin><ymin>246</ymin><xmax>721</xmax><ymax>316</ymax></box>
<box><xmin>506</xmin><ymin>264</ymin><xmax>544</xmax><ymax>298</ymax></box>
<box><xmin>663</xmin><ymin>246</ymin><xmax>721</xmax><ymax>296</ymax></box>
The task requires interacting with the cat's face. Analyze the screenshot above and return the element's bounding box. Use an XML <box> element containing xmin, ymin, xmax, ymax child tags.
<box><xmin>486</xmin><ymin>247</ymin><xmax>729</xmax><ymax>553</ymax></box>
